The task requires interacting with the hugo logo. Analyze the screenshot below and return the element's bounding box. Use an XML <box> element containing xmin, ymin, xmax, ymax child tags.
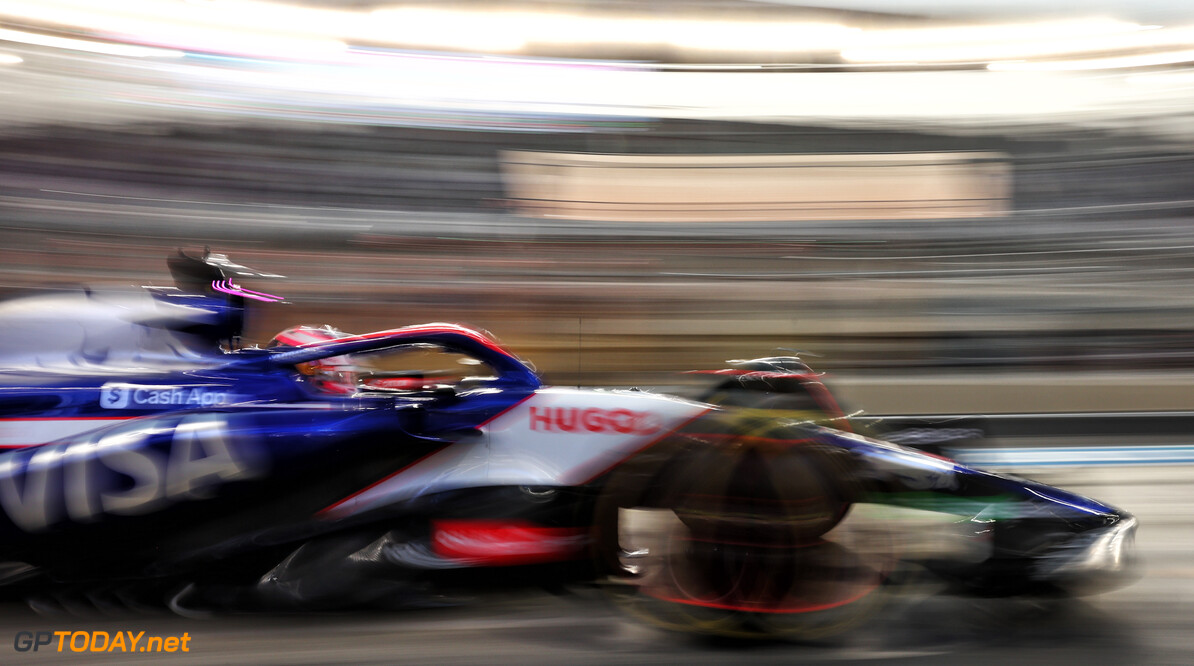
<box><xmin>529</xmin><ymin>407</ymin><xmax>660</xmax><ymax>435</ymax></box>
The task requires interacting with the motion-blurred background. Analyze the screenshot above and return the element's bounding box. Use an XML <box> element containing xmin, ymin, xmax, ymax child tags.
<box><xmin>4</xmin><ymin>4</ymin><xmax>1194</xmax><ymax>663</ymax></box>
<box><xmin>3</xmin><ymin>0</ymin><xmax>1194</xmax><ymax>414</ymax></box>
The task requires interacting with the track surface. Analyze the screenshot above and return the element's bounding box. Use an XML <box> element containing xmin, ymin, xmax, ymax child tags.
<box><xmin>0</xmin><ymin>464</ymin><xmax>1189</xmax><ymax>664</ymax></box>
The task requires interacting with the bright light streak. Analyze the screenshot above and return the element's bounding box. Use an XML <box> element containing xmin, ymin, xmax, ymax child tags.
<box><xmin>0</xmin><ymin>1</ymin><xmax>346</xmax><ymax>60</ymax></box>
<box><xmin>857</xmin><ymin>18</ymin><xmax>1145</xmax><ymax>46</ymax></box>
<box><xmin>362</xmin><ymin>10</ymin><xmax>860</xmax><ymax>55</ymax></box>
<box><xmin>365</xmin><ymin>8</ymin><xmax>528</xmax><ymax>53</ymax></box>
<box><xmin>0</xmin><ymin>27</ymin><xmax>183</xmax><ymax>58</ymax></box>
<box><xmin>528</xmin><ymin>15</ymin><xmax>661</xmax><ymax>47</ymax></box>
<box><xmin>843</xmin><ymin>19</ymin><xmax>1189</xmax><ymax>64</ymax></box>
<box><xmin>119</xmin><ymin>24</ymin><xmax>347</xmax><ymax>60</ymax></box>
<box><xmin>989</xmin><ymin>49</ymin><xmax>1194</xmax><ymax>71</ymax></box>
<box><xmin>0</xmin><ymin>1</ymin><xmax>1190</xmax><ymax>71</ymax></box>
<box><xmin>0</xmin><ymin>53</ymin><xmax>21</xmax><ymax>65</ymax></box>
<box><xmin>0</xmin><ymin>0</ymin><xmax>357</xmax><ymax>36</ymax></box>
<box><xmin>1126</xmin><ymin>70</ymin><xmax>1194</xmax><ymax>86</ymax></box>
<box><xmin>0</xmin><ymin>1</ymin><xmax>858</xmax><ymax>59</ymax></box>
<box><xmin>665</xmin><ymin>21</ymin><xmax>859</xmax><ymax>53</ymax></box>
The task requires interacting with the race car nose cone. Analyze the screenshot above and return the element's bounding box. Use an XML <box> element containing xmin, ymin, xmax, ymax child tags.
<box><xmin>1035</xmin><ymin>514</ymin><xmax>1140</xmax><ymax>595</ymax></box>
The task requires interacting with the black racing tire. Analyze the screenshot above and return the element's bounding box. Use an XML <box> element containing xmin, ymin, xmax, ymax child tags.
<box><xmin>593</xmin><ymin>413</ymin><xmax>893</xmax><ymax>639</ymax></box>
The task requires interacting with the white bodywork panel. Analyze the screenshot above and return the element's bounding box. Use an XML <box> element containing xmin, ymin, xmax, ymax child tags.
<box><xmin>320</xmin><ymin>388</ymin><xmax>710</xmax><ymax>520</ymax></box>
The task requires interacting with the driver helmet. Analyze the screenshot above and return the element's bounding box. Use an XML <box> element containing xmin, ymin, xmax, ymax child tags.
<box><xmin>268</xmin><ymin>325</ymin><xmax>357</xmax><ymax>394</ymax></box>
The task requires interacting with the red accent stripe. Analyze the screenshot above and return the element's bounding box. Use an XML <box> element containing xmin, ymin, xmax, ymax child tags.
<box><xmin>476</xmin><ymin>393</ymin><xmax>536</xmax><ymax>428</ymax></box>
<box><xmin>917</xmin><ymin>449</ymin><xmax>958</xmax><ymax>463</ymax></box>
<box><xmin>274</xmin><ymin>328</ymin><xmax>339</xmax><ymax>346</ymax></box>
<box><xmin>314</xmin><ymin>392</ymin><xmax>534</xmax><ymax>519</ymax></box>
<box><xmin>803</xmin><ymin>380</ymin><xmax>852</xmax><ymax>432</ymax></box>
<box><xmin>315</xmin><ymin>443</ymin><xmax>451</xmax><ymax>518</ymax></box>
<box><xmin>431</xmin><ymin>520</ymin><xmax>586</xmax><ymax>566</ymax></box>
<box><xmin>686</xmin><ymin>369</ymin><xmax>851</xmax><ymax>432</ymax></box>
<box><xmin>648</xmin><ymin>580</ymin><xmax>878</xmax><ymax>614</ymax></box>
<box><xmin>0</xmin><ymin>417</ymin><xmax>136</xmax><ymax>422</ymax></box>
<box><xmin>297</xmin><ymin>323</ymin><xmax>516</xmax><ymax>359</ymax></box>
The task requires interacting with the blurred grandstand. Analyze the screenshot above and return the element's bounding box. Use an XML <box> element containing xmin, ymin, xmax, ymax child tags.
<box><xmin>3</xmin><ymin>118</ymin><xmax>1194</xmax><ymax>392</ymax></box>
<box><xmin>1</xmin><ymin>1</ymin><xmax>1194</xmax><ymax>408</ymax></box>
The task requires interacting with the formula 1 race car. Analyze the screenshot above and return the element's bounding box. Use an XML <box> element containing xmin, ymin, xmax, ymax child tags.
<box><xmin>0</xmin><ymin>251</ymin><xmax>1137</xmax><ymax>637</ymax></box>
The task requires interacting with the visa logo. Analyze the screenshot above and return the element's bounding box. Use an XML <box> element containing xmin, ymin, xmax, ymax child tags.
<box><xmin>0</xmin><ymin>415</ymin><xmax>263</xmax><ymax>532</ymax></box>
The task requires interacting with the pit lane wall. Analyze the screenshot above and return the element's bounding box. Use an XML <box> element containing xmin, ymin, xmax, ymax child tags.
<box><xmin>830</xmin><ymin>371</ymin><xmax>1194</xmax><ymax>415</ymax></box>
